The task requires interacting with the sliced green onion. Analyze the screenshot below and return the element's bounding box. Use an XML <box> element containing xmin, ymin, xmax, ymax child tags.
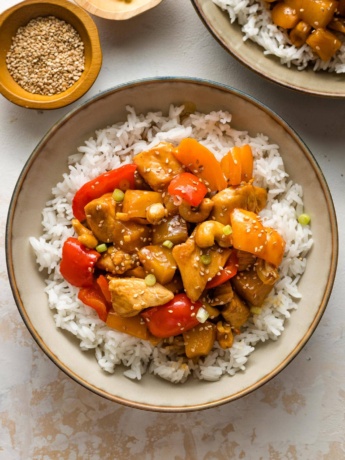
<box><xmin>200</xmin><ymin>254</ymin><xmax>211</xmax><ymax>265</ymax></box>
<box><xmin>196</xmin><ymin>306</ymin><xmax>209</xmax><ymax>323</ymax></box>
<box><xmin>112</xmin><ymin>188</ymin><xmax>125</xmax><ymax>202</ymax></box>
<box><xmin>145</xmin><ymin>274</ymin><xmax>156</xmax><ymax>287</ymax></box>
<box><xmin>298</xmin><ymin>213</ymin><xmax>311</xmax><ymax>226</ymax></box>
<box><xmin>223</xmin><ymin>225</ymin><xmax>232</xmax><ymax>236</ymax></box>
<box><xmin>250</xmin><ymin>306</ymin><xmax>262</xmax><ymax>315</ymax></box>
<box><xmin>96</xmin><ymin>243</ymin><xmax>107</xmax><ymax>253</ymax></box>
<box><xmin>162</xmin><ymin>240</ymin><xmax>174</xmax><ymax>249</ymax></box>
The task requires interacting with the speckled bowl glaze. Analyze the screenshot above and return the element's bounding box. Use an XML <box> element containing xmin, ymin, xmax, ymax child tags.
<box><xmin>191</xmin><ymin>0</ymin><xmax>345</xmax><ymax>98</ymax></box>
<box><xmin>0</xmin><ymin>0</ymin><xmax>102</xmax><ymax>109</ymax></box>
<box><xmin>6</xmin><ymin>78</ymin><xmax>338</xmax><ymax>412</ymax></box>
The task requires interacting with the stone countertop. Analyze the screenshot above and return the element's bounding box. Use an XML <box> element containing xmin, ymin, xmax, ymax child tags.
<box><xmin>1</xmin><ymin>0</ymin><xmax>344</xmax><ymax>458</ymax></box>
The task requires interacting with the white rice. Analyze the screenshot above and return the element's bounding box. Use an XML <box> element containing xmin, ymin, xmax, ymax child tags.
<box><xmin>29</xmin><ymin>105</ymin><xmax>313</xmax><ymax>383</ymax></box>
<box><xmin>212</xmin><ymin>0</ymin><xmax>345</xmax><ymax>72</ymax></box>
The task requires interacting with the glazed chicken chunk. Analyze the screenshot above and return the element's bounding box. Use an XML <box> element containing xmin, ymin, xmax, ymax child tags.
<box><xmin>133</xmin><ymin>142</ymin><xmax>184</xmax><ymax>191</ymax></box>
<box><xmin>85</xmin><ymin>193</ymin><xmax>116</xmax><ymax>243</ymax></box>
<box><xmin>109</xmin><ymin>277</ymin><xmax>174</xmax><ymax>317</ymax></box>
<box><xmin>172</xmin><ymin>235</ymin><xmax>231</xmax><ymax>302</ymax></box>
<box><xmin>211</xmin><ymin>183</ymin><xmax>267</xmax><ymax>225</ymax></box>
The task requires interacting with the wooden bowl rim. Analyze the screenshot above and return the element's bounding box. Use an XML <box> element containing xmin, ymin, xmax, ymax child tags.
<box><xmin>74</xmin><ymin>0</ymin><xmax>163</xmax><ymax>20</ymax></box>
<box><xmin>0</xmin><ymin>0</ymin><xmax>102</xmax><ymax>109</ymax></box>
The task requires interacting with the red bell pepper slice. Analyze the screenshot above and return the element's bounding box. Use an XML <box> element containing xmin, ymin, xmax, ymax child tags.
<box><xmin>205</xmin><ymin>250</ymin><xmax>238</xmax><ymax>289</ymax></box>
<box><xmin>60</xmin><ymin>237</ymin><xmax>101</xmax><ymax>287</ymax></box>
<box><xmin>96</xmin><ymin>274</ymin><xmax>112</xmax><ymax>303</ymax></box>
<box><xmin>168</xmin><ymin>172</ymin><xmax>207</xmax><ymax>207</ymax></box>
<box><xmin>141</xmin><ymin>293</ymin><xmax>202</xmax><ymax>338</ymax></box>
<box><xmin>72</xmin><ymin>164</ymin><xmax>137</xmax><ymax>221</ymax></box>
<box><xmin>78</xmin><ymin>281</ymin><xmax>110</xmax><ymax>322</ymax></box>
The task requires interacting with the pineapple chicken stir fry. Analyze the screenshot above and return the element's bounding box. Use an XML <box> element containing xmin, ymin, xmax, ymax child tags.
<box><xmin>265</xmin><ymin>0</ymin><xmax>345</xmax><ymax>61</ymax></box>
<box><xmin>60</xmin><ymin>139</ymin><xmax>286</xmax><ymax>359</ymax></box>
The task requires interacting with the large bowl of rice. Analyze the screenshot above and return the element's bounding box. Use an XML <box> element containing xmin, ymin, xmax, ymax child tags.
<box><xmin>191</xmin><ymin>0</ymin><xmax>345</xmax><ymax>98</ymax></box>
<box><xmin>6</xmin><ymin>77</ymin><xmax>338</xmax><ymax>411</ymax></box>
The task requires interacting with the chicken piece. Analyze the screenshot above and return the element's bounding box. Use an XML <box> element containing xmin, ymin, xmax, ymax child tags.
<box><xmin>96</xmin><ymin>247</ymin><xmax>139</xmax><ymax>275</ymax></box>
<box><xmin>85</xmin><ymin>193</ymin><xmax>116</xmax><ymax>243</ymax></box>
<box><xmin>133</xmin><ymin>142</ymin><xmax>184</xmax><ymax>191</ymax></box>
<box><xmin>172</xmin><ymin>235</ymin><xmax>231</xmax><ymax>301</ymax></box>
<box><xmin>109</xmin><ymin>277</ymin><xmax>174</xmax><ymax>317</ymax></box>
<box><xmin>231</xmin><ymin>265</ymin><xmax>276</xmax><ymax>306</ymax></box>
<box><xmin>221</xmin><ymin>291</ymin><xmax>250</xmax><ymax>329</ymax></box>
<box><xmin>210</xmin><ymin>183</ymin><xmax>267</xmax><ymax>225</ymax></box>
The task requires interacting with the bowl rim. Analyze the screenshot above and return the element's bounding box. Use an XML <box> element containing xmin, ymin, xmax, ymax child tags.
<box><xmin>0</xmin><ymin>0</ymin><xmax>102</xmax><ymax>109</ymax></box>
<box><xmin>191</xmin><ymin>0</ymin><xmax>345</xmax><ymax>98</ymax></box>
<box><xmin>5</xmin><ymin>77</ymin><xmax>339</xmax><ymax>411</ymax></box>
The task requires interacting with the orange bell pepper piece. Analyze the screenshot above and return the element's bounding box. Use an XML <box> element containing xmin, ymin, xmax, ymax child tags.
<box><xmin>230</xmin><ymin>209</ymin><xmax>285</xmax><ymax>267</ymax></box>
<box><xmin>220</xmin><ymin>148</ymin><xmax>241</xmax><ymax>186</ymax></box>
<box><xmin>106</xmin><ymin>311</ymin><xmax>150</xmax><ymax>340</ymax></box>
<box><xmin>220</xmin><ymin>144</ymin><xmax>254</xmax><ymax>186</ymax></box>
<box><xmin>174</xmin><ymin>138</ymin><xmax>227</xmax><ymax>192</ymax></box>
<box><xmin>237</xmin><ymin>144</ymin><xmax>254</xmax><ymax>182</ymax></box>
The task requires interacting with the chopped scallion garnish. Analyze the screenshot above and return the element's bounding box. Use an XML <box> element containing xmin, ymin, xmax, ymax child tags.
<box><xmin>96</xmin><ymin>243</ymin><xmax>107</xmax><ymax>253</ymax></box>
<box><xmin>145</xmin><ymin>274</ymin><xmax>156</xmax><ymax>286</ymax></box>
<box><xmin>162</xmin><ymin>240</ymin><xmax>174</xmax><ymax>249</ymax></box>
<box><xmin>223</xmin><ymin>225</ymin><xmax>232</xmax><ymax>236</ymax></box>
<box><xmin>298</xmin><ymin>213</ymin><xmax>311</xmax><ymax>226</ymax></box>
<box><xmin>196</xmin><ymin>306</ymin><xmax>209</xmax><ymax>323</ymax></box>
<box><xmin>250</xmin><ymin>306</ymin><xmax>262</xmax><ymax>315</ymax></box>
<box><xmin>200</xmin><ymin>254</ymin><xmax>211</xmax><ymax>265</ymax></box>
<box><xmin>112</xmin><ymin>188</ymin><xmax>125</xmax><ymax>202</ymax></box>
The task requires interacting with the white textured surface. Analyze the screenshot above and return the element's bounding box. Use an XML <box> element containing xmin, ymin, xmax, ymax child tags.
<box><xmin>0</xmin><ymin>0</ymin><xmax>344</xmax><ymax>458</ymax></box>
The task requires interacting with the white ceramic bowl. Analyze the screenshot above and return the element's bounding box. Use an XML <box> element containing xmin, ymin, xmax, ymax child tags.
<box><xmin>6</xmin><ymin>78</ymin><xmax>338</xmax><ymax>412</ymax></box>
<box><xmin>191</xmin><ymin>0</ymin><xmax>345</xmax><ymax>98</ymax></box>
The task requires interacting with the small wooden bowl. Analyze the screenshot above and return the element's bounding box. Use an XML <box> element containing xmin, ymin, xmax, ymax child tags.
<box><xmin>74</xmin><ymin>0</ymin><xmax>163</xmax><ymax>20</ymax></box>
<box><xmin>0</xmin><ymin>0</ymin><xmax>102</xmax><ymax>109</ymax></box>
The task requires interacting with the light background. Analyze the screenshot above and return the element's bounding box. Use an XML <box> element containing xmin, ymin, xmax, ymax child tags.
<box><xmin>0</xmin><ymin>0</ymin><xmax>344</xmax><ymax>458</ymax></box>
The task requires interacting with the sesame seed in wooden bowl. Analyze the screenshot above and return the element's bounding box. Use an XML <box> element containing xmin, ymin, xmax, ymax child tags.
<box><xmin>0</xmin><ymin>0</ymin><xmax>102</xmax><ymax>109</ymax></box>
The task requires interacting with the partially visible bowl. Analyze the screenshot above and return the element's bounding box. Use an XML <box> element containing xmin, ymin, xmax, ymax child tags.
<box><xmin>74</xmin><ymin>0</ymin><xmax>164</xmax><ymax>20</ymax></box>
<box><xmin>191</xmin><ymin>0</ymin><xmax>345</xmax><ymax>98</ymax></box>
<box><xmin>0</xmin><ymin>0</ymin><xmax>102</xmax><ymax>109</ymax></box>
<box><xmin>6</xmin><ymin>78</ymin><xmax>338</xmax><ymax>411</ymax></box>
